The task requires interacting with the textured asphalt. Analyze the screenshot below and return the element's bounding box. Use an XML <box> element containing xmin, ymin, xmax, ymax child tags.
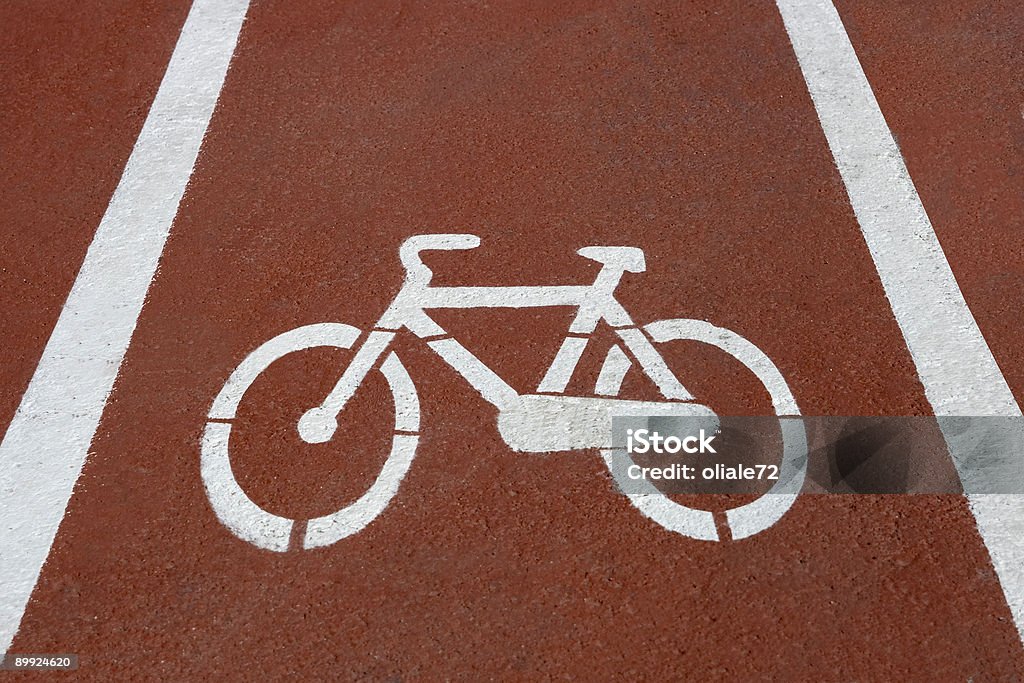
<box><xmin>2</xmin><ymin>1</ymin><xmax>1023</xmax><ymax>679</ymax></box>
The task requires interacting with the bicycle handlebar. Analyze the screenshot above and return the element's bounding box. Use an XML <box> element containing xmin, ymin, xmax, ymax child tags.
<box><xmin>400</xmin><ymin>234</ymin><xmax>481</xmax><ymax>284</ymax></box>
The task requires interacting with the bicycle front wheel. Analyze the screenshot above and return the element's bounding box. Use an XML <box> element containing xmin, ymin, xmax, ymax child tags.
<box><xmin>201</xmin><ymin>322</ymin><xmax>420</xmax><ymax>552</ymax></box>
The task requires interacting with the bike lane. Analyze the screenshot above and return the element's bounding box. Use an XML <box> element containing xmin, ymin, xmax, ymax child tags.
<box><xmin>834</xmin><ymin>0</ymin><xmax>1024</xmax><ymax>407</ymax></box>
<box><xmin>9</xmin><ymin>1</ymin><xmax>1024</xmax><ymax>679</ymax></box>
<box><xmin>0</xmin><ymin>0</ymin><xmax>192</xmax><ymax>434</ymax></box>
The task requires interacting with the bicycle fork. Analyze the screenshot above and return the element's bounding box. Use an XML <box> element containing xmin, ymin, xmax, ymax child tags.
<box><xmin>297</xmin><ymin>329</ymin><xmax>400</xmax><ymax>443</ymax></box>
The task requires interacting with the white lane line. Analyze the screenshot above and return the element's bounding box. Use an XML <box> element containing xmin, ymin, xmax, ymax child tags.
<box><xmin>776</xmin><ymin>0</ymin><xmax>1024</xmax><ymax>640</ymax></box>
<box><xmin>0</xmin><ymin>0</ymin><xmax>250</xmax><ymax>655</ymax></box>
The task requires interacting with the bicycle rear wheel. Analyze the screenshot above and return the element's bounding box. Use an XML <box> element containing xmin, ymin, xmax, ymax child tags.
<box><xmin>602</xmin><ymin>318</ymin><xmax>807</xmax><ymax>541</ymax></box>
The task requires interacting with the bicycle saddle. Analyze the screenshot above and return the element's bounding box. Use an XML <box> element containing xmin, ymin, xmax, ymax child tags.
<box><xmin>400</xmin><ymin>234</ymin><xmax>481</xmax><ymax>284</ymax></box>
<box><xmin>577</xmin><ymin>246</ymin><xmax>646</xmax><ymax>273</ymax></box>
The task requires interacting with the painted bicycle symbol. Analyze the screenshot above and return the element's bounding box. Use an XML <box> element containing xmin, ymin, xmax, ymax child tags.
<box><xmin>202</xmin><ymin>234</ymin><xmax>808</xmax><ymax>551</ymax></box>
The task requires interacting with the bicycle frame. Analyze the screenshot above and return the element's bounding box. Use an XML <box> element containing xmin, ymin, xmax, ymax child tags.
<box><xmin>296</xmin><ymin>234</ymin><xmax>696</xmax><ymax>444</ymax></box>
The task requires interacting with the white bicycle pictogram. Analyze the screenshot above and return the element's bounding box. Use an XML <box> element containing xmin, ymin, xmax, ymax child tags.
<box><xmin>202</xmin><ymin>234</ymin><xmax>808</xmax><ymax>551</ymax></box>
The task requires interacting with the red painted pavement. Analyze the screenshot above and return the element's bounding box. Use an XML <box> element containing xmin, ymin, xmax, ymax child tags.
<box><xmin>6</xmin><ymin>1</ymin><xmax>1024</xmax><ymax>679</ymax></box>
<box><xmin>836</xmin><ymin>0</ymin><xmax>1024</xmax><ymax>406</ymax></box>
<box><xmin>0</xmin><ymin>0</ymin><xmax>191</xmax><ymax>433</ymax></box>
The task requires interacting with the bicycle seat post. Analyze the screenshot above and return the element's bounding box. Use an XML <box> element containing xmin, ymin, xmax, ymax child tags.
<box><xmin>577</xmin><ymin>246</ymin><xmax>646</xmax><ymax>296</ymax></box>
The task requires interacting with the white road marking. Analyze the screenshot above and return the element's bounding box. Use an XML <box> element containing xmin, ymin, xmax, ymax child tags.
<box><xmin>641</xmin><ymin>319</ymin><xmax>806</xmax><ymax>540</ymax></box>
<box><xmin>595</xmin><ymin>345</ymin><xmax>631</xmax><ymax>396</ymax></box>
<box><xmin>537</xmin><ymin>337</ymin><xmax>589</xmax><ymax>393</ymax></box>
<box><xmin>426</xmin><ymin>338</ymin><xmax>519</xmax><ymax>409</ymax></box>
<box><xmin>615</xmin><ymin>328</ymin><xmax>694</xmax><ymax>400</ymax></box>
<box><xmin>496</xmin><ymin>394</ymin><xmax>718</xmax><ymax>454</ymax></box>
<box><xmin>298</xmin><ymin>330</ymin><xmax>395</xmax><ymax>443</ymax></box>
<box><xmin>202</xmin><ymin>320</ymin><xmax>420</xmax><ymax>552</ymax></box>
<box><xmin>776</xmin><ymin>0</ymin><xmax>1024</xmax><ymax>640</ymax></box>
<box><xmin>212</xmin><ymin>232</ymin><xmax>807</xmax><ymax>547</ymax></box>
<box><xmin>0</xmin><ymin>0</ymin><xmax>249</xmax><ymax>655</ymax></box>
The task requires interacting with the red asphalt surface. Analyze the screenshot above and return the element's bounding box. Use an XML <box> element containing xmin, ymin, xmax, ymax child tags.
<box><xmin>4</xmin><ymin>1</ymin><xmax>1024</xmax><ymax>679</ymax></box>
<box><xmin>0</xmin><ymin>0</ymin><xmax>192</xmax><ymax>435</ymax></box>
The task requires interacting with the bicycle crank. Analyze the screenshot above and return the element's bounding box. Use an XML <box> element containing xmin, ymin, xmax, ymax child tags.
<box><xmin>496</xmin><ymin>394</ymin><xmax>718</xmax><ymax>453</ymax></box>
